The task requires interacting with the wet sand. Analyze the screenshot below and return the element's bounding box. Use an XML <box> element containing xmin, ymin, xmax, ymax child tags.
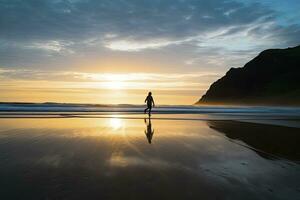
<box><xmin>0</xmin><ymin>117</ymin><xmax>299</xmax><ymax>199</ymax></box>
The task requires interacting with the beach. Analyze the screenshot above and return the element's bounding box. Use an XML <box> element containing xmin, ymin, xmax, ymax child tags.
<box><xmin>0</xmin><ymin>104</ymin><xmax>300</xmax><ymax>199</ymax></box>
<box><xmin>2</xmin><ymin>0</ymin><xmax>300</xmax><ymax>199</ymax></box>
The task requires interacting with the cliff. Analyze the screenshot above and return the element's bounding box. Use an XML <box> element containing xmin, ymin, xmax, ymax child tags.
<box><xmin>197</xmin><ymin>45</ymin><xmax>300</xmax><ymax>105</ymax></box>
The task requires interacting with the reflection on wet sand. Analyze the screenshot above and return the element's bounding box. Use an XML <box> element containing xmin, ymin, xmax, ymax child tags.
<box><xmin>208</xmin><ymin>120</ymin><xmax>300</xmax><ymax>162</ymax></box>
<box><xmin>144</xmin><ymin>117</ymin><xmax>154</xmax><ymax>144</ymax></box>
<box><xmin>0</xmin><ymin>118</ymin><xmax>299</xmax><ymax>199</ymax></box>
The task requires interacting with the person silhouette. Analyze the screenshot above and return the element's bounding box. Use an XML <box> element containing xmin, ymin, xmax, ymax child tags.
<box><xmin>144</xmin><ymin>117</ymin><xmax>154</xmax><ymax>144</ymax></box>
<box><xmin>144</xmin><ymin>92</ymin><xmax>155</xmax><ymax>116</ymax></box>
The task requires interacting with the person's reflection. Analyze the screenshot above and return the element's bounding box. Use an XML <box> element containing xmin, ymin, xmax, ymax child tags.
<box><xmin>144</xmin><ymin>117</ymin><xmax>154</xmax><ymax>144</ymax></box>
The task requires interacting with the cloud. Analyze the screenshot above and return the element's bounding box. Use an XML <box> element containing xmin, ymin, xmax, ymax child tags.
<box><xmin>104</xmin><ymin>37</ymin><xmax>194</xmax><ymax>51</ymax></box>
<box><xmin>24</xmin><ymin>40</ymin><xmax>74</xmax><ymax>54</ymax></box>
<box><xmin>0</xmin><ymin>68</ymin><xmax>219</xmax><ymax>91</ymax></box>
<box><xmin>105</xmin><ymin>39</ymin><xmax>176</xmax><ymax>52</ymax></box>
<box><xmin>0</xmin><ymin>0</ymin><xmax>299</xmax><ymax>71</ymax></box>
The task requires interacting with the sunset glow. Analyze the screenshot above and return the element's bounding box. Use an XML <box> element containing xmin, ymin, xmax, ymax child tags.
<box><xmin>0</xmin><ymin>1</ymin><xmax>300</xmax><ymax>198</ymax></box>
<box><xmin>0</xmin><ymin>71</ymin><xmax>217</xmax><ymax>104</ymax></box>
<box><xmin>0</xmin><ymin>0</ymin><xmax>299</xmax><ymax>105</ymax></box>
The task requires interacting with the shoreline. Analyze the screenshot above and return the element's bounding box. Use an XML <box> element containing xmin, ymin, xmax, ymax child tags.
<box><xmin>0</xmin><ymin>112</ymin><xmax>300</xmax><ymax>128</ymax></box>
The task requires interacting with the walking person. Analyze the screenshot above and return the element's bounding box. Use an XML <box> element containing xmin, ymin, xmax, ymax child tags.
<box><xmin>144</xmin><ymin>92</ymin><xmax>155</xmax><ymax>116</ymax></box>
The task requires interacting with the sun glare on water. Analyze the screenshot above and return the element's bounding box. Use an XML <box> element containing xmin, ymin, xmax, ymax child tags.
<box><xmin>109</xmin><ymin>118</ymin><xmax>123</xmax><ymax>129</ymax></box>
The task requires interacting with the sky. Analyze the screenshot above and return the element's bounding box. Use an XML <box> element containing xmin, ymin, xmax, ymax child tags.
<box><xmin>0</xmin><ymin>0</ymin><xmax>299</xmax><ymax>105</ymax></box>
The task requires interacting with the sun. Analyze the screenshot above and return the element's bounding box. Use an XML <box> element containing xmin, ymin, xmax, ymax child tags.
<box><xmin>105</xmin><ymin>80</ymin><xmax>125</xmax><ymax>89</ymax></box>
